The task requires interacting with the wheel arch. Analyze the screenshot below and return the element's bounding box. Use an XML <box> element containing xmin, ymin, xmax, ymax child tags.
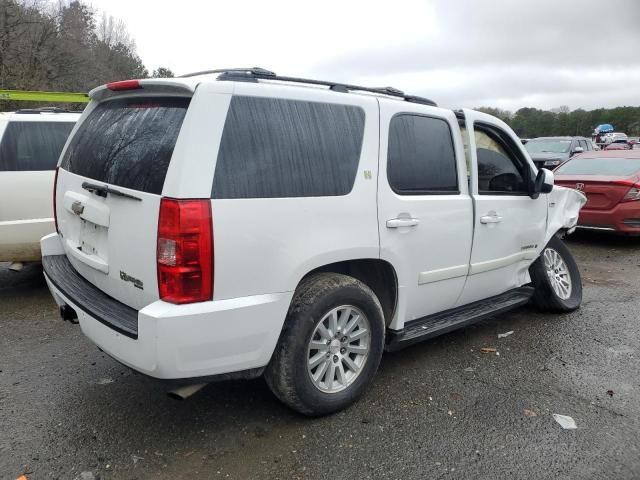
<box><xmin>297</xmin><ymin>258</ymin><xmax>398</xmax><ymax>327</ymax></box>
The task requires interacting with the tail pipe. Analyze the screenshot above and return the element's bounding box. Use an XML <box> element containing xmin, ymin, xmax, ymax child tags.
<box><xmin>60</xmin><ymin>305</ymin><xmax>79</xmax><ymax>324</ymax></box>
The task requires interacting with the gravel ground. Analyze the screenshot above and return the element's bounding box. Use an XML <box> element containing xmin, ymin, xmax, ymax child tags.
<box><xmin>1</xmin><ymin>231</ymin><xmax>639</xmax><ymax>480</ymax></box>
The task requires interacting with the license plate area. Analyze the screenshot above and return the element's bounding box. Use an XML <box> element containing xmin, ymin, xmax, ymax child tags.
<box><xmin>79</xmin><ymin>218</ymin><xmax>108</xmax><ymax>262</ymax></box>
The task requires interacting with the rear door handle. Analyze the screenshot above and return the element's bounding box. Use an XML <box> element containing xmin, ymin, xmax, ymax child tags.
<box><xmin>480</xmin><ymin>212</ymin><xmax>503</xmax><ymax>224</ymax></box>
<box><xmin>386</xmin><ymin>218</ymin><xmax>419</xmax><ymax>228</ymax></box>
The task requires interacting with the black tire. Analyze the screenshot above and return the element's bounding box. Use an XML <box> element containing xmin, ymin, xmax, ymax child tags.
<box><xmin>264</xmin><ymin>273</ymin><xmax>385</xmax><ymax>416</ymax></box>
<box><xmin>529</xmin><ymin>235</ymin><xmax>582</xmax><ymax>312</ymax></box>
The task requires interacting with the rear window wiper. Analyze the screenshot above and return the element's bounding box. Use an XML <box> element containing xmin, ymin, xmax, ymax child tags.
<box><xmin>82</xmin><ymin>182</ymin><xmax>142</xmax><ymax>201</ymax></box>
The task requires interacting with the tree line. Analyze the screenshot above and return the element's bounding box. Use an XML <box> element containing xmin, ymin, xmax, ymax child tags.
<box><xmin>0</xmin><ymin>0</ymin><xmax>173</xmax><ymax>110</ymax></box>
<box><xmin>477</xmin><ymin>106</ymin><xmax>640</xmax><ymax>139</ymax></box>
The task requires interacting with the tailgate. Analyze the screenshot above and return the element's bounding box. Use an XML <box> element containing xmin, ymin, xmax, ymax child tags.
<box><xmin>56</xmin><ymin>95</ymin><xmax>191</xmax><ymax>310</ymax></box>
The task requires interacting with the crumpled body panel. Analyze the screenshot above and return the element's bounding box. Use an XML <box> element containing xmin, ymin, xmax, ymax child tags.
<box><xmin>545</xmin><ymin>186</ymin><xmax>587</xmax><ymax>245</ymax></box>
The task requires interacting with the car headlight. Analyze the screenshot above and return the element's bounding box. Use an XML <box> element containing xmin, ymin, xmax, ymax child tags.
<box><xmin>544</xmin><ymin>160</ymin><xmax>561</xmax><ymax>166</ymax></box>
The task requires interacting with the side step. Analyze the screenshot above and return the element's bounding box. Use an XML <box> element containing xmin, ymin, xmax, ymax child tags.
<box><xmin>386</xmin><ymin>286</ymin><xmax>534</xmax><ymax>351</ymax></box>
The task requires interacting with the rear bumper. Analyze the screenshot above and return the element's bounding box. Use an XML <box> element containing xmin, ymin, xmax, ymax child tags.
<box><xmin>41</xmin><ymin>233</ymin><xmax>293</xmax><ymax>379</ymax></box>
<box><xmin>578</xmin><ymin>202</ymin><xmax>640</xmax><ymax>233</ymax></box>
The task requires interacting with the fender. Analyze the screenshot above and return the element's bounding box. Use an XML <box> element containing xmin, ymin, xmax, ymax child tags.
<box><xmin>544</xmin><ymin>185</ymin><xmax>587</xmax><ymax>245</ymax></box>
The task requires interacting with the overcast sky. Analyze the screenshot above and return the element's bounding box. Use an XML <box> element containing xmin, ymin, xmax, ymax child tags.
<box><xmin>89</xmin><ymin>0</ymin><xmax>639</xmax><ymax>112</ymax></box>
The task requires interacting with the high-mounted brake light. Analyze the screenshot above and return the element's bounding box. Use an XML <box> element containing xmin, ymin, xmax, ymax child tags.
<box><xmin>107</xmin><ymin>79</ymin><xmax>142</xmax><ymax>91</ymax></box>
<box><xmin>53</xmin><ymin>166</ymin><xmax>59</xmax><ymax>233</ymax></box>
<box><xmin>157</xmin><ymin>198</ymin><xmax>213</xmax><ymax>304</ymax></box>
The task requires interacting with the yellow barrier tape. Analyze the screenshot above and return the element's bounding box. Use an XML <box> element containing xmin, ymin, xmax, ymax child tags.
<box><xmin>0</xmin><ymin>89</ymin><xmax>89</xmax><ymax>103</ymax></box>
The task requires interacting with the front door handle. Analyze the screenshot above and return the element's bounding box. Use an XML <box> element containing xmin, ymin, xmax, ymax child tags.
<box><xmin>480</xmin><ymin>212</ymin><xmax>503</xmax><ymax>224</ymax></box>
<box><xmin>386</xmin><ymin>218</ymin><xmax>419</xmax><ymax>228</ymax></box>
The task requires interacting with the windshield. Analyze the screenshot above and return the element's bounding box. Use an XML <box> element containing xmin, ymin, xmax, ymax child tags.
<box><xmin>525</xmin><ymin>139</ymin><xmax>572</xmax><ymax>154</ymax></box>
<box><xmin>61</xmin><ymin>96</ymin><xmax>190</xmax><ymax>195</ymax></box>
<box><xmin>555</xmin><ymin>157</ymin><xmax>640</xmax><ymax>176</ymax></box>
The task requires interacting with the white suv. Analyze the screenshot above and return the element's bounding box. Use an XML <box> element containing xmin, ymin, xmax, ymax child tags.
<box><xmin>0</xmin><ymin>108</ymin><xmax>79</xmax><ymax>268</ymax></box>
<box><xmin>41</xmin><ymin>69</ymin><xmax>586</xmax><ymax>415</ymax></box>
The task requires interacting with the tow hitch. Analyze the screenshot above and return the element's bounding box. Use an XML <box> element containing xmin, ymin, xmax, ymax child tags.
<box><xmin>60</xmin><ymin>305</ymin><xmax>79</xmax><ymax>324</ymax></box>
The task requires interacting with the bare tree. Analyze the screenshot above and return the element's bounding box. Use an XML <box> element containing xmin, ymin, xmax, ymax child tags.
<box><xmin>0</xmin><ymin>0</ymin><xmax>156</xmax><ymax>110</ymax></box>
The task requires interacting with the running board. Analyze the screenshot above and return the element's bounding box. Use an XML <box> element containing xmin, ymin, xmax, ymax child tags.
<box><xmin>386</xmin><ymin>286</ymin><xmax>534</xmax><ymax>351</ymax></box>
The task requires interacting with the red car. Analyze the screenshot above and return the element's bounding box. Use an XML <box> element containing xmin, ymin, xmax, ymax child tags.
<box><xmin>604</xmin><ymin>143</ymin><xmax>630</xmax><ymax>151</ymax></box>
<box><xmin>554</xmin><ymin>151</ymin><xmax>640</xmax><ymax>234</ymax></box>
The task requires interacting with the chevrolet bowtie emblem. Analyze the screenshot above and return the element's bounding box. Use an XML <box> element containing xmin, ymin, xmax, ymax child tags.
<box><xmin>71</xmin><ymin>200</ymin><xmax>84</xmax><ymax>215</ymax></box>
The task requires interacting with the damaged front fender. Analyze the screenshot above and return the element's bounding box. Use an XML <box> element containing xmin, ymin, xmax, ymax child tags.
<box><xmin>545</xmin><ymin>186</ymin><xmax>587</xmax><ymax>245</ymax></box>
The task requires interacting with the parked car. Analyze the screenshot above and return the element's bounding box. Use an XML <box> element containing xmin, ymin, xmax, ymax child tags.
<box><xmin>634</xmin><ymin>143</ymin><xmax>640</xmax><ymax>150</ymax></box>
<box><xmin>0</xmin><ymin>108</ymin><xmax>80</xmax><ymax>269</ymax></box>
<box><xmin>603</xmin><ymin>132</ymin><xmax>628</xmax><ymax>145</ymax></box>
<box><xmin>525</xmin><ymin>136</ymin><xmax>594</xmax><ymax>169</ymax></box>
<box><xmin>554</xmin><ymin>150</ymin><xmax>640</xmax><ymax>234</ymax></box>
<box><xmin>41</xmin><ymin>70</ymin><xmax>585</xmax><ymax>416</ymax></box>
<box><xmin>605</xmin><ymin>143</ymin><xmax>630</xmax><ymax>151</ymax></box>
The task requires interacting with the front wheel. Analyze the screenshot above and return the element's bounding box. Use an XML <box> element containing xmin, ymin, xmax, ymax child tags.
<box><xmin>529</xmin><ymin>235</ymin><xmax>582</xmax><ymax>312</ymax></box>
<box><xmin>264</xmin><ymin>273</ymin><xmax>385</xmax><ymax>416</ymax></box>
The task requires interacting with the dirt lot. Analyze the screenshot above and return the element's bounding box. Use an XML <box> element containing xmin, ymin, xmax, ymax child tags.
<box><xmin>1</xmin><ymin>231</ymin><xmax>639</xmax><ymax>480</ymax></box>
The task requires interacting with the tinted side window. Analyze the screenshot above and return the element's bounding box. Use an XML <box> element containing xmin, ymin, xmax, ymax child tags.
<box><xmin>62</xmin><ymin>97</ymin><xmax>190</xmax><ymax>195</ymax></box>
<box><xmin>475</xmin><ymin>127</ymin><xmax>528</xmax><ymax>194</ymax></box>
<box><xmin>0</xmin><ymin>121</ymin><xmax>75</xmax><ymax>171</ymax></box>
<box><xmin>579</xmin><ymin>140</ymin><xmax>590</xmax><ymax>151</ymax></box>
<box><xmin>212</xmin><ymin>96</ymin><xmax>365</xmax><ymax>199</ymax></box>
<box><xmin>387</xmin><ymin>114</ymin><xmax>458</xmax><ymax>194</ymax></box>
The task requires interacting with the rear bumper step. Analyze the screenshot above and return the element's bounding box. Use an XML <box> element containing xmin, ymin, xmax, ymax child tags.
<box><xmin>42</xmin><ymin>254</ymin><xmax>139</xmax><ymax>338</ymax></box>
<box><xmin>386</xmin><ymin>286</ymin><xmax>534</xmax><ymax>351</ymax></box>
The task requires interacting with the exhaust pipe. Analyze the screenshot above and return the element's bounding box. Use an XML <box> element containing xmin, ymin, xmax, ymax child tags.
<box><xmin>168</xmin><ymin>383</ymin><xmax>208</xmax><ymax>400</ymax></box>
<box><xmin>60</xmin><ymin>305</ymin><xmax>79</xmax><ymax>324</ymax></box>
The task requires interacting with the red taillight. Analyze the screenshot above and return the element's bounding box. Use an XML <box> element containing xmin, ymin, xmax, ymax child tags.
<box><xmin>53</xmin><ymin>166</ymin><xmax>59</xmax><ymax>233</ymax></box>
<box><xmin>157</xmin><ymin>198</ymin><xmax>213</xmax><ymax>304</ymax></box>
<box><xmin>107</xmin><ymin>79</ymin><xmax>142</xmax><ymax>91</ymax></box>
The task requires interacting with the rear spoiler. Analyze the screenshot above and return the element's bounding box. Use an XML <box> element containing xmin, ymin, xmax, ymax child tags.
<box><xmin>89</xmin><ymin>79</ymin><xmax>198</xmax><ymax>102</ymax></box>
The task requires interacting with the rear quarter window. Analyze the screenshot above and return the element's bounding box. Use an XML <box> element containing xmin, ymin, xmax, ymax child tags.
<box><xmin>212</xmin><ymin>96</ymin><xmax>365</xmax><ymax>199</ymax></box>
<box><xmin>0</xmin><ymin>121</ymin><xmax>75</xmax><ymax>171</ymax></box>
<box><xmin>61</xmin><ymin>97</ymin><xmax>190</xmax><ymax>195</ymax></box>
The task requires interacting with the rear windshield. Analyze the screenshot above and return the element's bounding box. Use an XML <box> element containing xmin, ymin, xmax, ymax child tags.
<box><xmin>555</xmin><ymin>157</ymin><xmax>640</xmax><ymax>176</ymax></box>
<box><xmin>0</xmin><ymin>121</ymin><xmax>75</xmax><ymax>171</ymax></box>
<box><xmin>61</xmin><ymin>97</ymin><xmax>190</xmax><ymax>194</ymax></box>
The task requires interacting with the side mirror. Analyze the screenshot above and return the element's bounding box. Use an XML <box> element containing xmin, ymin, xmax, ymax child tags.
<box><xmin>572</xmin><ymin>146</ymin><xmax>584</xmax><ymax>155</ymax></box>
<box><xmin>531</xmin><ymin>168</ymin><xmax>554</xmax><ymax>199</ymax></box>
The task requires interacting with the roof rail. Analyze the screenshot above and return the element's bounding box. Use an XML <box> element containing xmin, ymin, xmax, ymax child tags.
<box><xmin>179</xmin><ymin>67</ymin><xmax>276</xmax><ymax>79</ymax></box>
<box><xmin>16</xmin><ymin>106</ymin><xmax>82</xmax><ymax>114</ymax></box>
<box><xmin>179</xmin><ymin>67</ymin><xmax>437</xmax><ymax>107</ymax></box>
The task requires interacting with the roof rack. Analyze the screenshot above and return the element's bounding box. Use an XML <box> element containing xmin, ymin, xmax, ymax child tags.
<box><xmin>16</xmin><ymin>106</ymin><xmax>82</xmax><ymax>114</ymax></box>
<box><xmin>179</xmin><ymin>67</ymin><xmax>437</xmax><ymax>107</ymax></box>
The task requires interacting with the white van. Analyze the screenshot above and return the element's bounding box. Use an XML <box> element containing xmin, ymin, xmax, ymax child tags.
<box><xmin>41</xmin><ymin>69</ymin><xmax>585</xmax><ymax>415</ymax></box>
<box><xmin>0</xmin><ymin>108</ymin><xmax>79</xmax><ymax>267</ymax></box>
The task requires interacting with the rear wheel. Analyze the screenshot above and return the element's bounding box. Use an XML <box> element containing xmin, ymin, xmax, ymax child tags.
<box><xmin>265</xmin><ymin>273</ymin><xmax>385</xmax><ymax>416</ymax></box>
<box><xmin>529</xmin><ymin>235</ymin><xmax>582</xmax><ymax>312</ymax></box>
